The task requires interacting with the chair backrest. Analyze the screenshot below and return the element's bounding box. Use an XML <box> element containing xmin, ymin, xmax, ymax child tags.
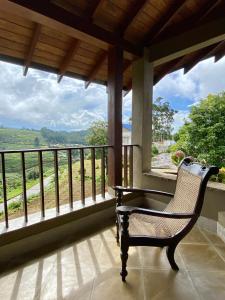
<box><xmin>165</xmin><ymin>157</ymin><xmax>219</xmax><ymax>216</ymax></box>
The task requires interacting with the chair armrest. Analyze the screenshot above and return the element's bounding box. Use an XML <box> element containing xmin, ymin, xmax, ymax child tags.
<box><xmin>114</xmin><ymin>186</ymin><xmax>174</xmax><ymax>198</ymax></box>
<box><xmin>116</xmin><ymin>206</ymin><xmax>195</xmax><ymax>219</ymax></box>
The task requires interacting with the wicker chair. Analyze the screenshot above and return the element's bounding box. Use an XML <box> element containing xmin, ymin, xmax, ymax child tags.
<box><xmin>114</xmin><ymin>158</ymin><xmax>219</xmax><ymax>281</ymax></box>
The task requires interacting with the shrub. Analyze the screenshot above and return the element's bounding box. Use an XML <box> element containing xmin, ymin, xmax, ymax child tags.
<box><xmin>171</xmin><ymin>150</ymin><xmax>185</xmax><ymax>166</ymax></box>
<box><xmin>152</xmin><ymin>145</ymin><xmax>159</xmax><ymax>156</ymax></box>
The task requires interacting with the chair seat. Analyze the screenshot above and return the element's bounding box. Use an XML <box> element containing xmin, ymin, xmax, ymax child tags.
<box><xmin>128</xmin><ymin>213</ymin><xmax>190</xmax><ymax>238</ymax></box>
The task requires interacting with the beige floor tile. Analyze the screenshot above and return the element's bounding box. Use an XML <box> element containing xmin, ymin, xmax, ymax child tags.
<box><xmin>179</xmin><ymin>244</ymin><xmax>225</xmax><ymax>272</ymax></box>
<box><xmin>143</xmin><ymin>269</ymin><xmax>199</xmax><ymax>300</ymax></box>
<box><xmin>91</xmin><ymin>268</ymin><xmax>144</xmax><ymax>300</ymax></box>
<box><xmin>189</xmin><ymin>271</ymin><xmax>225</xmax><ymax>300</ymax></box>
<box><xmin>201</xmin><ymin>229</ymin><xmax>225</xmax><ymax>246</ymax></box>
<box><xmin>140</xmin><ymin>246</ymin><xmax>184</xmax><ymax>270</ymax></box>
<box><xmin>97</xmin><ymin>239</ymin><xmax>141</xmax><ymax>268</ymax></box>
<box><xmin>181</xmin><ymin>227</ymin><xmax>208</xmax><ymax>244</ymax></box>
<box><xmin>37</xmin><ymin>259</ymin><xmax>94</xmax><ymax>300</ymax></box>
<box><xmin>0</xmin><ymin>258</ymin><xmax>55</xmax><ymax>300</ymax></box>
<box><xmin>215</xmin><ymin>245</ymin><xmax>225</xmax><ymax>261</ymax></box>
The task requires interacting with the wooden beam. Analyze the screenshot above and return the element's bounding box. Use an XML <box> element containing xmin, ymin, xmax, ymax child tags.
<box><xmin>6</xmin><ymin>0</ymin><xmax>141</xmax><ymax>57</ymax></box>
<box><xmin>118</xmin><ymin>0</ymin><xmax>148</xmax><ymax>35</ymax></box>
<box><xmin>149</xmin><ymin>15</ymin><xmax>225</xmax><ymax>66</ymax></box>
<box><xmin>153</xmin><ymin>0</ymin><xmax>222</xmax><ymax>43</ymax></box>
<box><xmin>85</xmin><ymin>51</ymin><xmax>107</xmax><ymax>89</ymax></box>
<box><xmin>57</xmin><ymin>39</ymin><xmax>79</xmax><ymax>83</ymax></box>
<box><xmin>154</xmin><ymin>58</ymin><xmax>182</xmax><ymax>84</ymax></box>
<box><xmin>184</xmin><ymin>42</ymin><xmax>225</xmax><ymax>74</ymax></box>
<box><xmin>108</xmin><ymin>45</ymin><xmax>123</xmax><ymax>187</ymax></box>
<box><xmin>154</xmin><ymin>1</ymin><xmax>222</xmax><ymax>81</ymax></box>
<box><xmin>87</xmin><ymin>0</ymin><xmax>104</xmax><ymax>20</ymax></box>
<box><xmin>23</xmin><ymin>23</ymin><xmax>41</xmax><ymax>76</ymax></box>
<box><xmin>215</xmin><ymin>41</ymin><xmax>225</xmax><ymax>62</ymax></box>
<box><xmin>143</xmin><ymin>0</ymin><xmax>186</xmax><ymax>45</ymax></box>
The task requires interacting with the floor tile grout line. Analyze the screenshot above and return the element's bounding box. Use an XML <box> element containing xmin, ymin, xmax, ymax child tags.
<box><xmin>199</xmin><ymin>227</ymin><xmax>225</xmax><ymax>264</ymax></box>
<box><xmin>177</xmin><ymin>246</ymin><xmax>202</xmax><ymax>299</ymax></box>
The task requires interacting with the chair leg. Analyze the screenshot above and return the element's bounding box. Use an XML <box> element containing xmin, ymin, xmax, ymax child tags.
<box><xmin>120</xmin><ymin>242</ymin><xmax>129</xmax><ymax>282</ymax></box>
<box><xmin>116</xmin><ymin>217</ymin><xmax>119</xmax><ymax>244</ymax></box>
<box><xmin>166</xmin><ymin>243</ymin><xmax>179</xmax><ymax>271</ymax></box>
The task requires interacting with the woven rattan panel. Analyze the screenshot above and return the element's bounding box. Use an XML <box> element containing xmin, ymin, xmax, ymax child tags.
<box><xmin>129</xmin><ymin>168</ymin><xmax>202</xmax><ymax>237</ymax></box>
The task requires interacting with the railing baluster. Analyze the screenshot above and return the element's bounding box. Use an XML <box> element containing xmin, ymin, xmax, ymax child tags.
<box><xmin>54</xmin><ymin>150</ymin><xmax>60</xmax><ymax>213</ymax></box>
<box><xmin>101</xmin><ymin>147</ymin><xmax>105</xmax><ymax>198</ymax></box>
<box><xmin>38</xmin><ymin>151</ymin><xmax>45</xmax><ymax>218</ymax></box>
<box><xmin>1</xmin><ymin>153</ymin><xmax>8</xmax><ymax>228</ymax></box>
<box><xmin>91</xmin><ymin>148</ymin><xmax>96</xmax><ymax>202</ymax></box>
<box><xmin>129</xmin><ymin>146</ymin><xmax>133</xmax><ymax>187</ymax></box>
<box><xmin>80</xmin><ymin>148</ymin><xmax>85</xmax><ymax>205</ymax></box>
<box><xmin>124</xmin><ymin>146</ymin><xmax>128</xmax><ymax>187</ymax></box>
<box><xmin>21</xmin><ymin>152</ymin><xmax>28</xmax><ymax>222</ymax></box>
<box><xmin>67</xmin><ymin>149</ymin><xmax>73</xmax><ymax>209</ymax></box>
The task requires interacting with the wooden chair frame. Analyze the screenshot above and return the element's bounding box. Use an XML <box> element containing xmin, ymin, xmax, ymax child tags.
<box><xmin>114</xmin><ymin>158</ymin><xmax>219</xmax><ymax>281</ymax></box>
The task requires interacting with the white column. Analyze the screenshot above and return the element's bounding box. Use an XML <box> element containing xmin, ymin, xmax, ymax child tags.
<box><xmin>132</xmin><ymin>48</ymin><xmax>153</xmax><ymax>187</ymax></box>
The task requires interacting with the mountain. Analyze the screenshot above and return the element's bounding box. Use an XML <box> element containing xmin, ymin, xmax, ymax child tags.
<box><xmin>0</xmin><ymin>127</ymin><xmax>90</xmax><ymax>150</ymax></box>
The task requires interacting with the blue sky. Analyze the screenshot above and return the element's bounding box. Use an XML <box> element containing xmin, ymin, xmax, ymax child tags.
<box><xmin>0</xmin><ymin>56</ymin><xmax>225</xmax><ymax>132</ymax></box>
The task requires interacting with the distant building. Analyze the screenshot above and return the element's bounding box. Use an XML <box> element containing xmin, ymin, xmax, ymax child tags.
<box><xmin>122</xmin><ymin>124</ymin><xmax>131</xmax><ymax>145</ymax></box>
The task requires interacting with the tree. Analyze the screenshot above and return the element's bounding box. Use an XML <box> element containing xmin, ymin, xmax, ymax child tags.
<box><xmin>34</xmin><ymin>137</ymin><xmax>40</xmax><ymax>147</ymax></box>
<box><xmin>172</xmin><ymin>92</ymin><xmax>225</xmax><ymax>167</ymax></box>
<box><xmin>152</xmin><ymin>97</ymin><xmax>177</xmax><ymax>142</ymax></box>
<box><xmin>86</xmin><ymin>121</ymin><xmax>108</xmax><ymax>146</ymax></box>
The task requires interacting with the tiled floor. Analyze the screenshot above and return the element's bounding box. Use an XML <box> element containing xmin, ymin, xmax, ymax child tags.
<box><xmin>0</xmin><ymin>225</ymin><xmax>225</xmax><ymax>300</ymax></box>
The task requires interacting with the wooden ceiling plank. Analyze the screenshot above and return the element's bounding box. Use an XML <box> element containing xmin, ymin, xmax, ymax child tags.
<box><xmin>4</xmin><ymin>0</ymin><xmax>141</xmax><ymax>57</ymax></box>
<box><xmin>143</xmin><ymin>0</ymin><xmax>186</xmax><ymax>45</ymax></box>
<box><xmin>57</xmin><ymin>38</ymin><xmax>79</xmax><ymax>83</ymax></box>
<box><xmin>87</xmin><ymin>0</ymin><xmax>105</xmax><ymax>20</ymax></box>
<box><xmin>85</xmin><ymin>51</ymin><xmax>107</xmax><ymax>88</ymax></box>
<box><xmin>154</xmin><ymin>1</ymin><xmax>223</xmax><ymax>81</ymax></box>
<box><xmin>119</xmin><ymin>0</ymin><xmax>148</xmax><ymax>35</ymax></box>
<box><xmin>23</xmin><ymin>22</ymin><xmax>41</xmax><ymax>76</ymax></box>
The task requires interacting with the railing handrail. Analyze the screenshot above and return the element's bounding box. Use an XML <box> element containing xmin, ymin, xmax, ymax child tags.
<box><xmin>0</xmin><ymin>144</ymin><xmax>139</xmax><ymax>154</ymax></box>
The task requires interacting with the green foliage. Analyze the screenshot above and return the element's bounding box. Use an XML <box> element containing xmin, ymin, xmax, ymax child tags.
<box><xmin>86</xmin><ymin>121</ymin><xmax>108</xmax><ymax>146</ymax></box>
<box><xmin>40</xmin><ymin>127</ymin><xmax>88</xmax><ymax>145</ymax></box>
<box><xmin>153</xmin><ymin>97</ymin><xmax>177</xmax><ymax>142</ymax></box>
<box><xmin>152</xmin><ymin>145</ymin><xmax>159</xmax><ymax>156</ymax></box>
<box><xmin>34</xmin><ymin>137</ymin><xmax>40</xmax><ymax>147</ymax></box>
<box><xmin>172</xmin><ymin>93</ymin><xmax>225</xmax><ymax>167</ymax></box>
<box><xmin>27</xmin><ymin>169</ymin><xmax>39</xmax><ymax>180</ymax></box>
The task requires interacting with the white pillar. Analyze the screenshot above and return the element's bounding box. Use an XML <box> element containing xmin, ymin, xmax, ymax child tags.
<box><xmin>132</xmin><ymin>48</ymin><xmax>153</xmax><ymax>187</ymax></box>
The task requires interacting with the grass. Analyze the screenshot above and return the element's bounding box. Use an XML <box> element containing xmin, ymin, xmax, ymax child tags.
<box><xmin>0</xmin><ymin>159</ymin><xmax>106</xmax><ymax>221</ymax></box>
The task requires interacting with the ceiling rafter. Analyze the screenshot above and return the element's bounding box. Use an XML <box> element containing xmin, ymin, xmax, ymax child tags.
<box><xmin>23</xmin><ymin>22</ymin><xmax>41</xmax><ymax>76</ymax></box>
<box><xmin>154</xmin><ymin>0</ymin><xmax>223</xmax><ymax>81</ymax></box>
<box><xmin>214</xmin><ymin>41</ymin><xmax>225</xmax><ymax>62</ymax></box>
<box><xmin>86</xmin><ymin>0</ymin><xmax>105</xmax><ymax>20</ymax></box>
<box><xmin>153</xmin><ymin>0</ymin><xmax>222</xmax><ymax>44</ymax></box>
<box><xmin>85</xmin><ymin>51</ymin><xmax>107</xmax><ymax>89</ymax></box>
<box><xmin>7</xmin><ymin>0</ymin><xmax>141</xmax><ymax>57</ymax></box>
<box><xmin>57</xmin><ymin>38</ymin><xmax>80</xmax><ymax>83</ymax></box>
<box><xmin>118</xmin><ymin>0</ymin><xmax>148</xmax><ymax>35</ymax></box>
<box><xmin>143</xmin><ymin>0</ymin><xmax>186</xmax><ymax>45</ymax></box>
<box><xmin>183</xmin><ymin>42</ymin><xmax>225</xmax><ymax>74</ymax></box>
<box><xmin>154</xmin><ymin>58</ymin><xmax>182</xmax><ymax>85</ymax></box>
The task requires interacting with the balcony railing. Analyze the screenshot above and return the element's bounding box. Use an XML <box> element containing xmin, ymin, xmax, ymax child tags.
<box><xmin>0</xmin><ymin>145</ymin><xmax>136</xmax><ymax>229</ymax></box>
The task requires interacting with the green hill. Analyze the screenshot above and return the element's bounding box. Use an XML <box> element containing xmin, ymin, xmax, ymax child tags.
<box><xmin>0</xmin><ymin>127</ymin><xmax>89</xmax><ymax>150</ymax></box>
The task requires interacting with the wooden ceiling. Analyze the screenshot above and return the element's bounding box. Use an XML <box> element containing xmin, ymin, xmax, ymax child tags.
<box><xmin>0</xmin><ymin>0</ymin><xmax>225</xmax><ymax>91</ymax></box>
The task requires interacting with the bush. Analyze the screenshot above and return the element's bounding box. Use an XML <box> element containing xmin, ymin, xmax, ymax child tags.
<box><xmin>171</xmin><ymin>150</ymin><xmax>185</xmax><ymax>166</ymax></box>
<box><xmin>27</xmin><ymin>169</ymin><xmax>39</xmax><ymax>180</ymax></box>
<box><xmin>218</xmin><ymin>167</ymin><xmax>225</xmax><ymax>183</ymax></box>
<box><xmin>152</xmin><ymin>145</ymin><xmax>159</xmax><ymax>156</ymax></box>
<box><xmin>8</xmin><ymin>200</ymin><xmax>22</xmax><ymax>211</ymax></box>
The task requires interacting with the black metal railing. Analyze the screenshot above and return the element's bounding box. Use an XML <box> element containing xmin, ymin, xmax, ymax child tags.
<box><xmin>0</xmin><ymin>145</ymin><xmax>136</xmax><ymax>229</ymax></box>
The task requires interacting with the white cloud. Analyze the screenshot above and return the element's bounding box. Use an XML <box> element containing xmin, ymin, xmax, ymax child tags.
<box><xmin>0</xmin><ymin>61</ymin><xmax>108</xmax><ymax>130</ymax></box>
<box><xmin>173</xmin><ymin>111</ymin><xmax>189</xmax><ymax>133</ymax></box>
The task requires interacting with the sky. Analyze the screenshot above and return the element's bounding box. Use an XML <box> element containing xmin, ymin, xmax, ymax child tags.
<box><xmin>0</xmin><ymin>56</ymin><xmax>225</xmax><ymax>132</ymax></box>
